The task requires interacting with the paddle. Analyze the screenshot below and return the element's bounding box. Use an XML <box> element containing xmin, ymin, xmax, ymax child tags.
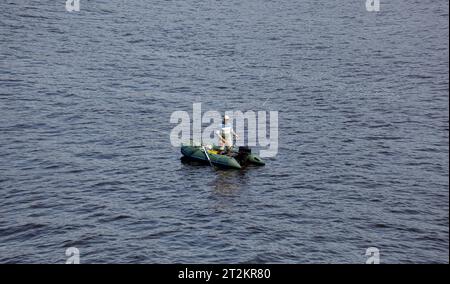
<box><xmin>202</xmin><ymin>145</ymin><xmax>215</xmax><ymax>170</ymax></box>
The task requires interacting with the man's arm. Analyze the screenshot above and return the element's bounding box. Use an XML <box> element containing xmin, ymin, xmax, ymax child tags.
<box><xmin>215</xmin><ymin>131</ymin><xmax>227</xmax><ymax>143</ymax></box>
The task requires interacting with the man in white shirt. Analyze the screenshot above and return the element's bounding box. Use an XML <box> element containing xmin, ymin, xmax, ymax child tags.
<box><xmin>215</xmin><ymin>115</ymin><xmax>239</xmax><ymax>153</ymax></box>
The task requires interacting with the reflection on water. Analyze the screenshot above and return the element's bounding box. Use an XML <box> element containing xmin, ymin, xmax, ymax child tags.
<box><xmin>180</xmin><ymin>156</ymin><xmax>249</xmax><ymax>194</ymax></box>
<box><xmin>209</xmin><ymin>170</ymin><xmax>248</xmax><ymax>195</ymax></box>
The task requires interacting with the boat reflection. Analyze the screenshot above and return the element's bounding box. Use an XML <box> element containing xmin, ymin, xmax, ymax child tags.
<box><xmin>208</xmin><ymin>170</ymin><xmax>248</xmax><ymax>194</ymax></box>
<box><xmin>180</xmin><ymin>156</ymin><xmax>248</xmax><ymax>194</ymax></box>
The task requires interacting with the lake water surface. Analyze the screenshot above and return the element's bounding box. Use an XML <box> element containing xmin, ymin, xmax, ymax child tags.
<box><xmin>0</xmin><ymin>0</ymin><xmax>448</xmax><ymax>263</ymax></box>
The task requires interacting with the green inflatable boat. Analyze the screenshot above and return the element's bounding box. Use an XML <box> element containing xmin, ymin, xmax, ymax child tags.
<box><xmin>181</xmin><ymin>142</ymin><xmax>265</xmax><ymax>170</ymax></box>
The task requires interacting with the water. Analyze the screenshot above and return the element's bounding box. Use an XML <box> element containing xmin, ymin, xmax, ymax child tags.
<box><xmin>0</xmin><ymin>0</ymin><xmax>448</xmax><ymax>263</ymax></box>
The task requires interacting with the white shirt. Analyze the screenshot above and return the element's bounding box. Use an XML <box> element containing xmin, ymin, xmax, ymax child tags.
<box><xmin>216</xmin><ymin>123</ymin><xmax>233</xmax><ymax>146</ymax></box>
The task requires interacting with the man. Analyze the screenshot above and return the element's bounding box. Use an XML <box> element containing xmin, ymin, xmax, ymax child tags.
<box><xmin>215</xmin><ymin>115</ymin><xmax>239</xmax><ymax>153</ymax></box>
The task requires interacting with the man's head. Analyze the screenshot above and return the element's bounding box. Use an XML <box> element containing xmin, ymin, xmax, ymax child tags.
<box><xmin>223</xmin><ymin>114</ymin><xmax>230</xmax><ymax>125</ymax></box>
